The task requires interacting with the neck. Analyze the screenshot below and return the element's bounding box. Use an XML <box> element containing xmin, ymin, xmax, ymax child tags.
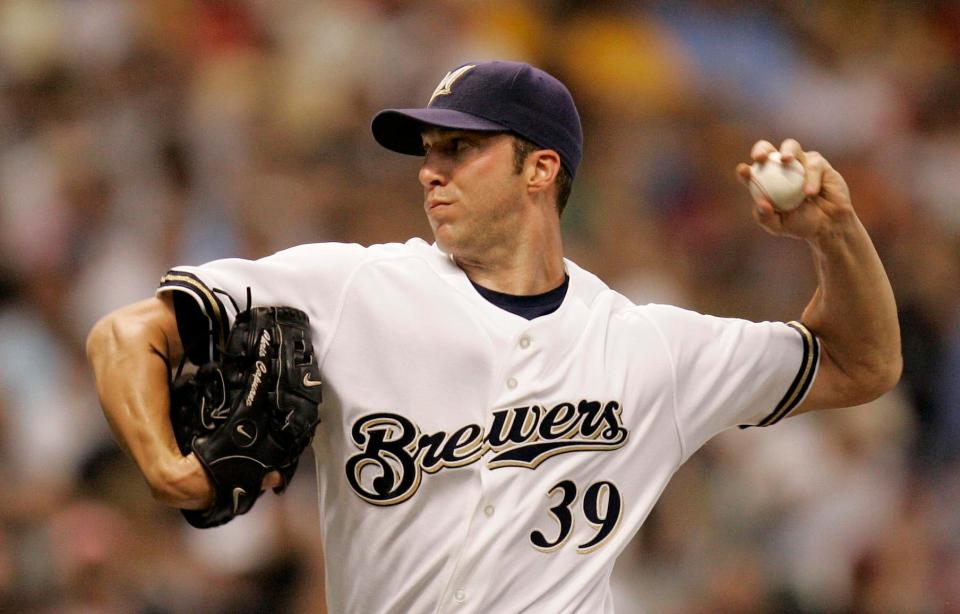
<box><xmin>454</xmin><ymin>214</ymin><xmax>566</xmax><ymax>295</ymax></box>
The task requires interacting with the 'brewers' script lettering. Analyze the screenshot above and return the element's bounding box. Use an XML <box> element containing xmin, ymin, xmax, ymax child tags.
<box><xmin>345</xmin><ymin>400</ymin><xmax>628</xmax><ymax>506</ymax></box>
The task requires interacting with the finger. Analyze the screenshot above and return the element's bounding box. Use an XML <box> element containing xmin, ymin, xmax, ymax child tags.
<box><xmin>735</xmin><ymin>162</ymin><xmax>752</xmax><ymax>184</ymax></box>
<box><xmin>752</xmin><ymin>200</ymin><xmax>783</xmax><ymax>235</ymax></box>
<box><xmin>803</xmin><ymin>151</ymin><xmax>826</xmax><ymax>196</ymax></box>
<box><xmin>780</xmin><ymin>138</ymin><xmax>806</xmax><ymax>166</ymax></box>
<box><xmin>263</xmin><ymin>470</ymin><xmax>283</xmax><ymax>491</ymax></box>
<box><xmin>751</xmin><ymin>140</ymin><xmax>776</xmax><ymax>162</ymax></box>
<box><xmin>755</xmin><ymin>199</ymin><xmax>777</xmax><ymax>220</ymax></box>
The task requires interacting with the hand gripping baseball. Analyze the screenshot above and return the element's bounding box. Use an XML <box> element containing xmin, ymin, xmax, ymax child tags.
<box><xmin>169</xmin><ymin>306</ymin><xmax>323</xmax><ymax>528</ymax></box>
<box><xmin>737</xmin><ymin>139</ymin><xmax>854</xmax><ymax>241</ymax></box>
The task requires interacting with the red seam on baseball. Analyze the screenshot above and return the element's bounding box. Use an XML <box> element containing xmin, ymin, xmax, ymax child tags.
<box><xmin>766</xmin><ymin>154</ymin><xmax>804</xmax><ymax>177</ymax></box>
<box><xmin>749</xmin><ymin>176</ymin><xmax>774</xmax><ymax>204</ymax></box>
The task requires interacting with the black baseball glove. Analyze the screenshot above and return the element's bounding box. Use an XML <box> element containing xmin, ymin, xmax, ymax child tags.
<box><xmin>169</xmin><ymin>305</ymin><xmax>323</xmax><ymax>528</ymax></box>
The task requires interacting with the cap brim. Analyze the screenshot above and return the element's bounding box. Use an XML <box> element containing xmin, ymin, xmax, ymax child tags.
<box><xmin>372</xmin><ymin>108</ymin><xmax>508</xmax><ymax>156</ymax></box>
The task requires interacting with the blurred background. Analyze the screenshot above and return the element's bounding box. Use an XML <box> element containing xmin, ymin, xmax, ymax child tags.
<box><xmin>0</xmin><ymin>0</ymin><xmax>958</xmax><ymax>612</ymax></box>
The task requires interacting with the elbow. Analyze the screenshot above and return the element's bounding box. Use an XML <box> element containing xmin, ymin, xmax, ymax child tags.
<box><xmin>870</xmin><ymin>341</ymin><xmax>903</xmax><ymax>398</ymax></box>
<box><xmin>821</xmin><ymin>342</ymin><xmax>902</xmax><ymax>409</ymax></box>
<box><xmin>880</xmin><ymin>351</ymin><xmax>903</xmax><ymax>394</ymax></box>
<box><xmin>849</xmin><ymin>350</ymin><xmax>903</xmax><ymax>406</ymax></box>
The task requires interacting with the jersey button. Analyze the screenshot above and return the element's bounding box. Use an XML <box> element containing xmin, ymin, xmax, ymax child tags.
<box><xmin>484</xmin><ymin>505</ymin><xmax>495</xmax><ymax>517</ymax></box>
<box><xmin>519</xmin><ymin>335</ymin><xmax>531</xmax><ymax>348</ymax></box>
<box><xmin>507</xmin><ymin>377</ymin><xmax>518</xmax><ymax>389</ymax></box>
<box><xmin>454</xmin><ymin>589</ymin><xmax>466</xmax><ymax>603</ymax></box>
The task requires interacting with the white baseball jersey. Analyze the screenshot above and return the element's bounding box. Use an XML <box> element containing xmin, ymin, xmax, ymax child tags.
<box><xmin>158</xmin><ymin>237</ymin><xmax>819</xmax><ymax>614</ymax></box>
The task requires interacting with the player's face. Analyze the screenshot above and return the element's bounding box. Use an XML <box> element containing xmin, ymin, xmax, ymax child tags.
<box><xmin>419</xmin><ymin>129</ymin><xmax>527</xmax><ymax>258</ymax></box>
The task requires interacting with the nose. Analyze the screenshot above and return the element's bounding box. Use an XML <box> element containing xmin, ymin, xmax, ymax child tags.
<box><xmin>419</xmin><ymin>152</ymin><xmax>447</xmax><ymax>189</ymax></box>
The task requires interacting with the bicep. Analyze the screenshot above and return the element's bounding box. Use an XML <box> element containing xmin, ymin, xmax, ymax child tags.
<box><xmin>89</xmin><ymin>295</ymin><xmax>184</xmax><ymax>365</ymax></box>
<box><xmin>150</xmin><ymin>293</ymin><xmax>184</xmax><ymax>364</ymax></box>
<box><xmin>641</xmin><ymin>305</ymin><xmax>817</xmax><ymax>447</ymax></box>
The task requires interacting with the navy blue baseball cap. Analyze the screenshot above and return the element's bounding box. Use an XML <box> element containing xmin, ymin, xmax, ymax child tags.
<box><xmin>372</xmin><ymin>61</ymin><xmax>583</xmax><ymax>177</ymax></box>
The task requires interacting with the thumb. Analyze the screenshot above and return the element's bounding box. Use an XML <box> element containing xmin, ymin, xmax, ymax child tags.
<box><xmin>262</xmin><ymin>470</ymin><xmax>283</xmax><ymax>491</ymax></box>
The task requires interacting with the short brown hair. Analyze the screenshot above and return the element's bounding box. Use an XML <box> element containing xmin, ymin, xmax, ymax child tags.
<box><xmin>512</xmin><ymin>137</ymin><xmax>573</xmax><ymax>216</ymax></box>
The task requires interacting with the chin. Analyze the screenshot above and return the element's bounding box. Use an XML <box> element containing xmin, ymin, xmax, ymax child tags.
<box><xmin>434</xmin><ymin>237</ymin><xmax>460</xmax><ymax>259</ymax></box>
<box><xmin>431</xmin><ymin>225</ymin><xmax>456</xmax><ymax>253</ymax></box>
<box><xmin>431</xmin><ymin>222</ymin><xmax>484</xmax><ymax>262</ymax></box>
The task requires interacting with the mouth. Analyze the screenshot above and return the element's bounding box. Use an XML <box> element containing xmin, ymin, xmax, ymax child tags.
<box><xmin>425</xmin><ymin>199</ymin><xmax>453</xmax><ymax>212</ymax></box>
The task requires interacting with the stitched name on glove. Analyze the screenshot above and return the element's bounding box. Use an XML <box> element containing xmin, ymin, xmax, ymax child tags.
<box><xmin>244</xmin><ymin>329</ymin><xmax>273</xmax><ymax>406</ymax></box>
<box><xmin>257</xmin><ymin>329</ymin><xmax>271</xmax><ymax>358</ymax></box>
<box><xmin>247</xmin><ymin>361</ymin><xmax>267</xmax><ymax>406</ymax></box>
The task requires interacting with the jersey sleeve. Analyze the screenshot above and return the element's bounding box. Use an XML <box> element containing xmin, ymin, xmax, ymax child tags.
<box><xmin>157</xmin><ymin>242</ymin><xmax>369</xmax><ymax>363</ymax></box>
<box><xmin>642</xmin><ymin>304</ymin><xmax>820</xmax><ymax>459</ymax></box>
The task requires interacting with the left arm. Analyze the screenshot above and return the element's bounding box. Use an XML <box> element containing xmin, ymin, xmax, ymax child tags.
<box><xmin>737</xmin><ymin>139</ymin><xmax>902</xmax><ymax>412</ymax></box>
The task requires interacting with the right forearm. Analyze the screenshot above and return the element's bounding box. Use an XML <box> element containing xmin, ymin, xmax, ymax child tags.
<box><xmin>87</xmin><ymin>298</ymin><xmax>212</xmax><ymax>508</ymax></box>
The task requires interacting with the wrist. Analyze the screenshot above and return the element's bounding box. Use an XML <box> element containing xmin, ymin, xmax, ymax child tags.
<box><xmin>805</xmin><ymin>208</ymin><xmax>862</xmax><ymax>253</ymax></box>
<box><xmin>150</xmin><ymin>453</ymin><xmax>214</xmax><ymax>510</ymax></box>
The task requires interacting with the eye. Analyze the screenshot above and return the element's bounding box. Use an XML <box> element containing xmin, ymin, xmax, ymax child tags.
<box><xmin>422</xmin><ymin>136</ymin><xmax>471</xmax><ymax>157</ymax></box>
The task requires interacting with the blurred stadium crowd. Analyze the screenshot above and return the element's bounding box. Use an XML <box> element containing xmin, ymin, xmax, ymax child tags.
<box><xmin>0</xmin><ymin>0</ymin><xmax>958</xmax><ymax>612</ymax></box>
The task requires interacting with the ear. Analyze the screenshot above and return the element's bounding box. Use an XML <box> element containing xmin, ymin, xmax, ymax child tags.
<box><xmin>525</xmin><ymin>149</ymin><xmax>562</xmax><ymax>199</ymax></box>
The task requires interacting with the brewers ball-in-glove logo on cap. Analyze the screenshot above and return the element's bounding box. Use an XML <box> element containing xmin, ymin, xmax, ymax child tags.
<box><xmin>427</xmin><ymin>64</ymin><xmax>475</xmax><ymax>105</ymax></box>
<box><xmin>169</xmin><ymin>303</ymin><xmax>323</xmax><ymax>528</ymax></box>
<box><xmin>372</xmin><ymin>60</ymin><xmax>583</xmax><ymax>177</ymax></box>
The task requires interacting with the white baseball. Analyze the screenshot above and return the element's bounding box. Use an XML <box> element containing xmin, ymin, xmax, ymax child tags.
<box><xmin>748</xmin><ymin>151</ymin><xmax>806</xmax><ymax>211</ymax></box>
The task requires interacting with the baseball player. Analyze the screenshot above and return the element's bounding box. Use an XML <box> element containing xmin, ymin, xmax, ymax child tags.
<box><xmin>87</xmin><ymin>61</ymin><xmax>901</xmax><ymax>612</ymax></box>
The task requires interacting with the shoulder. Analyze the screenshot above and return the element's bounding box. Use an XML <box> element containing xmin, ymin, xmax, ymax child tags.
<box><xmin>268</xmin><ymin>237</ymin><xmax>431</xmax><ymax>263</ymax></box>
<box><xmin>241</xmin><ymin>237</ymin><xmax>445</xmax><ymax>277</ymax></box>
<box><xmin>159</xmin><ymin>238</ymin><xmax>441</xmax><ymax>316</ymax></box>
<box><xmin>604</xmin><ymin>302</ymin><xmax>723</xmax><ymax>352</ymax></box>
<box><xmin>563</xmin><ymin>258</ymin><xmax>618</xmax><ymax>308</ymax></box>
<box><xmin>618</xmin><ymin>303</ymin><xmax>751</xmax><ymax>343</ymax></box>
